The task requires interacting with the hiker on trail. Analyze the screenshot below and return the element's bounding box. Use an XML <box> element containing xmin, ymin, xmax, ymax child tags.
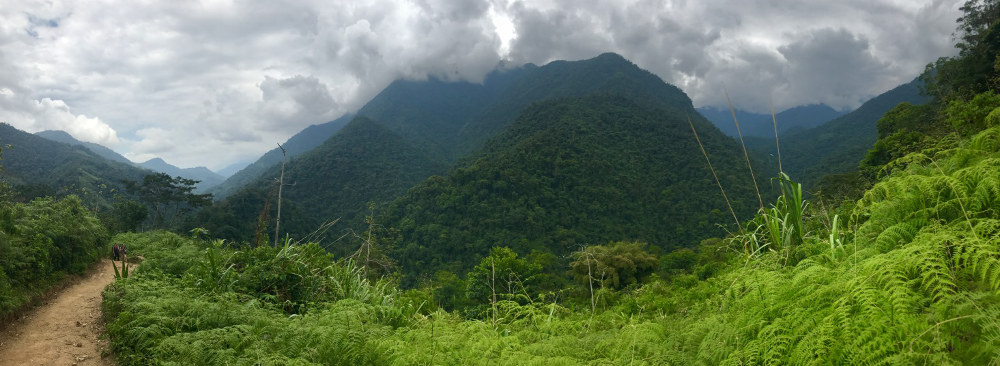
<box><xmin>120</xmin><ymin>244</ymin><xmax>127</xmax><ymax>262</ymax></box>
<box><xmin>112</xmin><ymin>243</ymin><xmax>120</xmax><ymax>261</ymax></box>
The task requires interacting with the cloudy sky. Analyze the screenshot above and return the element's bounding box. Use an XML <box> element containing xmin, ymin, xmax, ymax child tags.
<box><xmin>0</xmin><ymin>0</ymin><xmax>962</xmax><ymax>171</ymax></box>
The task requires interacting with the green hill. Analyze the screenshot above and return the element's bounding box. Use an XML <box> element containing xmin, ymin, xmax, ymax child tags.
<box><xmin>747</xmin><ymin>78</ymin><xmax>930</xmax><ymax>189</ymax></box>
<box><xmin>198</xmin><ymin>53</ymin><xmax>744</xmax><ymax>249</ymax></box>
<box><xmin>189</xmin><ymin>116</ymin><xmax>448</xmax><ymax>250</ymax></box>
<box><xmin>0</xmin><ymin>123</ymin><xmax>149</xmax><ymax>205</ymax></box>
<box><xmin>208</xmin><ymin>114</ymin><xmax>354</xmax><ymax>200</ymax></box>
<box><xmin>384</xmin><ymin>95</ymin><xmax>769</xmax><ymax>283</ymax></box>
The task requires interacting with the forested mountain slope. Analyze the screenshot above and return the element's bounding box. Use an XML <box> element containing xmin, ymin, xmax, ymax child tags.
<box><xmin>36</xmin><ymin>129</ymin><xmax>226</xmax><ymax>192</ymax></box>
<box><xmin>138</xmin><ymin>158</ymin><xmax>224</xmax><ymax>192</ymax></box>
<box><xmin>209</xmin><ymin>114</ymin><xmax>353</xmax><ymax>200</ymax></box>
<box><xmin>197</xmin><ymin>53</ymin><xmax>744</xmax><ymax>248</ymax></box>
<box><xmin>35</xmin><ymin>130</ymin><xmax>133</xmax><ymax>164</ymax></box>
<box><xmin>188</xmin><ymin>117</ymin><xmax>448</xmax><ymax>249</ymax></box>
<box><xmin>753</xmin><ymin>78</ymin><xmax>930</xmax><ymax>188</ymax></box>
<box><xmin>0</xmin><ymin>123</ymin><xmax>148</xmax><ymax>205</ymax></box>
<box><xmin>384</xmin><ymin>95</ymin><xmax>769</xmax><ymax>282</ymax></box>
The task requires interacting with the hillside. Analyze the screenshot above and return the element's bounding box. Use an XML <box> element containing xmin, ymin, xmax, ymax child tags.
<box><xmin>384</xmin><ymin>95</ymin><xmax>768</xmax><ymax>282</ymax></box>
<box><xmin>189</xmin><ymin>116</ymin><xmax>448</xmax><ymax>249</ymax></box>
<box><xmin>697</xmin><ymin>103</ymin><xmax>845</xmax><ymax>138</ymax></box>
<box><xmin>138</xmin><ymin>158</ymin><xmax>224</xmax><ymax>192</ymax></box>
<box><xmin>35</xmin><ymin>130</ymin><xmax>132</xmax><ymax>164</ymax></box>
<box><xmin>0</xmin><ymin>124</ymin><xmax>149</xmax><ymax>205</ymax></box>
<box><xmin>35</xmin><ymin>129</ymin><xmax>225</xmax><ymax>192</ymax></box>
<box><xmin>208</xmin><ymin>114</ymin><xmax>353</xmax><ymax>200</ymax></box>
<box><xmin>749</xmin><ymin>77</ymin><xmax>930</xmax><ymax>189</ymax></box>
<box><xmin>199</xmin><ymin>53</ymin><xmax>740</xmax><ymax>247</ymax></box>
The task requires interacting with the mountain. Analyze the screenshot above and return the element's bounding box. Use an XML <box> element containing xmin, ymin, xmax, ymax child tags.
<box><xmin>216</xmin><ymin>161</ymin><xmax>250</xmax><ymax>178</ymax></box>
<box><xmin>354</xmin><ymin>52</ymin><xmax>695</xmax><ymax>164</ymax></box>
<box><xmin>208</xmin><ymin>114</ymin><xmax>353</xmax><ymax>199</ymax></box>
<box><xmin>189</xmin><ymin>116</ymin><xmax>448</xmax><ymax>246</ymax></box>
<box><xmin>382</xmin><ymin>95</ymin><xmax>767</xmax><ymax>283</ymax></box>
<box><xmin>697</xmin><ymin>104</ymin><xmax>845</xmax><ymax>138</ymax></box>
<box><xmin>35</xmin><ymin>130</ymin><xmax>133</xmax><ymax>164</ymax></box>
<box><xmin>138</xmin><ymin>158</ymin><xmax>225</xmax><ymax>191</ymax></box>
<box><xmin>1</xmin><ymin>123</ymin><xmax>149</xmax><ymax>205</ymax></box>
<box><xmin>35</xmin><ymin>129</ymin><xmax>225</xmax><ymax>191</ymax></box>
<box><xmin>194</xmin><ymin>53</ymin><xmax>774</xmax><ymax>260</ymax></box>
<box><xmin>211</xmin><ymin>53</ymin><xmax>699</xmax><ymax>202</ymax></box>
<box><xmin>751</xmin><ymin>78</ymin><xmax>931</xmax><ymax>189</ymax></box>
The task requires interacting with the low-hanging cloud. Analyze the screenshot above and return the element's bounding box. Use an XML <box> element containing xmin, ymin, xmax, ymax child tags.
<box><xmin>0</xmin><ymin>0</ymin><xmax>964</xmax><ymax>170</ymax></box>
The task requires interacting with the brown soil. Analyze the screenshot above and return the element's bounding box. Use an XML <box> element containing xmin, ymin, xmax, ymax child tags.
<box><xmin>0</xmin><ymin>259</ymin><xmax>123</xmax><ymax>365</ymax></box>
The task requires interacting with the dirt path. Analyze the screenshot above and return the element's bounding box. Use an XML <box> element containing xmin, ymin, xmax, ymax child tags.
<box><xmin>0</xmin><ymin>259</ymin><xmax>121</xmax><ymax>365</ymax></box>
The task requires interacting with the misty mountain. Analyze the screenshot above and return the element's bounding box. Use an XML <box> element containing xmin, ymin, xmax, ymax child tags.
<box><xmin>138</xmin><ymin>158</ymin><xmax>225</xmax><ymax>191</ymax></box>
<box><xmin>190</xmin><ymin>53</ymin><xmax>774</xmax><ymax>268</ymax></box>
<box><xmin>208</xmin><ymin>114</ymin><xmax>354</xmax><ymax>199</ymax></box>
<box><xmin>697</xmin><ymin>104</ymin><xmax>846</xmax><ymax>138</ymax></box>
<box><xmin>216</xmin><ymin>161</ymin><xmax>250</xmax><ymax>178</ymax></box>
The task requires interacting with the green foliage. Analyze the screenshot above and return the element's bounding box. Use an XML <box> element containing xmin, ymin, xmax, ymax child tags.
<box><xmin>125</xmin><ymin>173</ymin><xmax>211</xmax><ymax>230</ymax></box>
<box><xmin>0</xmin><ymin>195</ymin><xmax>109</xmax><ymax>319</ymax></box>
<box><xmin>465</xmin><ymin>247</ymin><xmax>541</xmax><ymax>319</ymax></box>
<box><xmin>105</xmin><ymin>117</ymin><xmax>1000</xmax><ymax>363</ymax></box>
<box><xmin>756</xmin><ymin>78</ymin><xmax>930</xmax><ymax>190</ymax></box>
<box><xmin>103</xmin><ymin>231</ymin><xmax>412</xmax><ymax>364</ymax></box>
<box><xmin>947</xmin><ymin>90</ymin><xmax>1000</xmax><ymax>135</ymax></box>
<box><xmin>569</xmin><ymin>241</ymin><xmax>657</xmax><ymax>290</ymax></box>
<box><xmin>187</xmin><ymin>117</ymin><xmax>448</xmax><ymax>253</ymax></box>
<box><xmin>922</xmin><ymin>0</ymin><xmax>1000</xmax><ymax>100</ymax></box>
<box><xmin>0</xmin><ymin>123</ymin><xmax>148</xmax><ymax>209</ymax></box>
<box><xmin>386</xmin><ymin>95</ymin><xmax>765</xmax><ymax>285</ymax></box>
<box><xmin>730</xmin><ymin>173</ymin><xmax>808</xmax><ymax>265</ymax></box>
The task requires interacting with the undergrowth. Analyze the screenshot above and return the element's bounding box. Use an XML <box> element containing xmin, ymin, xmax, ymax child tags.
<box><xmin>103</xmin><ymin>123</ymin><xmax>1000</xmax><ymax>364</ymax></box>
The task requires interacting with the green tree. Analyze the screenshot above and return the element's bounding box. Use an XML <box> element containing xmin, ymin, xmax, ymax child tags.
<box><xmin>465</xmin><ymin>247</ymin><xmax>540</xmax><ymax>318</ymax></box>
<box><xmin>922</xmin><ymin>0</ymin><xmax>1000</xmax><ymax>100</ymax></box>
<box><xmin>105</xmin><ymin>198</ymin><xmax>147</xmax><ymax>233</ymax></box>
<box><xmin>126</xmin><ymin>173</ymin><xmax>211</xmax><ymax>229</ymax></box>
<box><xmin>569</xmin><ymin>241</ymin><xmax>658</xmax><ymax>291</ymax></box>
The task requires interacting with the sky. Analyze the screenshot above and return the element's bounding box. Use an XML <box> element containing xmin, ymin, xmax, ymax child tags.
<box><xmin>0</xmin><ymin>0</ymin><xmax>963</xmax><ymax>171</ymax></box>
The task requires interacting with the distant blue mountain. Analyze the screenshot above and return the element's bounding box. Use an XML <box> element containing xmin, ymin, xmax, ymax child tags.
<box><xmin>697</xmin><ymin>104</ymin><xmax>846</xmax><ymax>138</ymax></box>
<box><xmin>36</xmin><ymin>130</ymin><xmax>225</xmax><ymax>192</ymax></box>
<box><xmin>138</xmin><ymin>158</ymin><xmax>225</xmax><ymax>191</ymax></box>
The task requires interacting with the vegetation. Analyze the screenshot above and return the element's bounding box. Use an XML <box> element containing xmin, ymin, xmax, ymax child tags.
<box><xmin>101</xmin><ymin>112</ymin><xmax>1000</xmax><ymax>363</ymax></box>
<box><xmin>384</xmin><ymin>95</ymin><xmax>769</xmax><ymax>285</ymax></box>
<box><xmin>0</xmin><ymin>123</ymin><xmax>149</xmax><ymax>207</ymax></box>
<box><xmin>0</xmin><ymin>194</ymin><xmax>108</xmax><ymax>320</ymax></box>
<box><xmin>186</xmin><ymin>117</ymin><xmax>448</xmax><ymax>253</ymax></box>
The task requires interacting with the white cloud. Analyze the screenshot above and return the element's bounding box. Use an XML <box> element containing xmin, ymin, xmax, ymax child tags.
<box><xmin>0</xmin><ymin>0</ymin><xmax>965</xmax><ymax>169</ymax></box>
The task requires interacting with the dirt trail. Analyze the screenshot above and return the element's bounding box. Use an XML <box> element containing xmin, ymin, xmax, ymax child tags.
<box><xmin>0</xmin><ymin>259</ymin><xmax>121</xmax><ymax>366</ymax></box>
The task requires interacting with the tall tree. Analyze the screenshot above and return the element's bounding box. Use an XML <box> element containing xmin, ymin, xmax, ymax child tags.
<box><xmin>126</xmin><ymin>173</ymin><xmax>211</xmax><ymax>229</ymax></box>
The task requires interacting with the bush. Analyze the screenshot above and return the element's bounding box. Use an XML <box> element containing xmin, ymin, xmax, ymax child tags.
<box><xmin>0</xmin><ymin>195</ymin><xmax>108</xmax><ymax>319</ymax></box>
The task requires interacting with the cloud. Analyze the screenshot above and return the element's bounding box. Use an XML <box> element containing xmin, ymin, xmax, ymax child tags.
<box><xmin>0</xmin><ymin>0</ymin><xmax>964</xmax><ymax>170</ymax></box>
<box><xmin>258</xmin><ymin>75</ymin><xmax>338</xmax><ymax>132</ymax></box>
<box><xmin>0</xmin><ymin>88</ymin><xmax>120</xmax><ymax>146</ymax></box>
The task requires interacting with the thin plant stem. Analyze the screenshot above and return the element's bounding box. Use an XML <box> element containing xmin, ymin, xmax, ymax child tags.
<box><xmin>770</xmin><ymin>97</ymin><xmax>783</xmax><ymax>173</ymax></box>
<box><xmin>726</xmin><ymin>91</ymin><xmax>767</xmax><ymax>214</ymax></box>
<box><xmin>687</xmin><ymin>116</ymin><xmax>744</xmax><ymax>233</ymax></box>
